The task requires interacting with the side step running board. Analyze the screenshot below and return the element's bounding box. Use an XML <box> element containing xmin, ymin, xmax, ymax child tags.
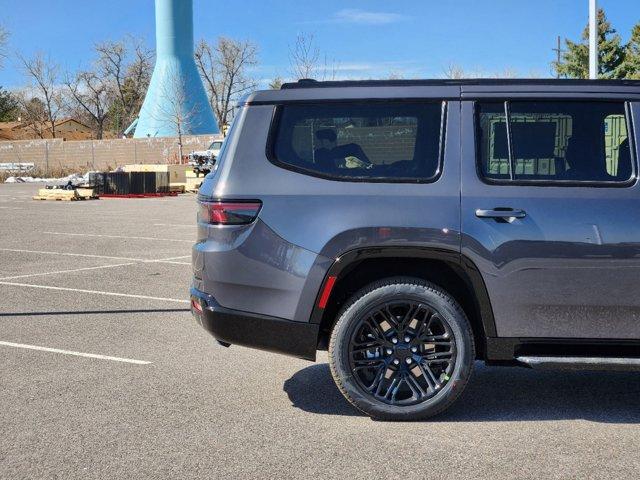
<box><xmin>516</xmin><ymin>356</ymin><xmax>640</xmax><ymax>372</ymax></box>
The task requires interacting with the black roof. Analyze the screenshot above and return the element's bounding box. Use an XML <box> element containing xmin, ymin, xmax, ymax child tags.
<box><xmin>281</xmin><ymin>78</ymin><xmax>640</xmax><ymax>89</ymax></box>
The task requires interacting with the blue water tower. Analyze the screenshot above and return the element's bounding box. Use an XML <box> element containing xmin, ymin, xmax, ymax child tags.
<box><xmin>134</xmin><ymin>0</ymin><xmax>219</xmax><ymax>138</ymax></box>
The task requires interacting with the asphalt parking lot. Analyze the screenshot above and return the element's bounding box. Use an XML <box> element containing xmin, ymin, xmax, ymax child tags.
<box><xmin>2</xmin><ymin>182</ymin><xmax>640</xmax><ymax>479</ymax></box>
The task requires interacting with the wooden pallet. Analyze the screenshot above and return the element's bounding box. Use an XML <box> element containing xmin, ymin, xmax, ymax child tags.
<box><xmin>75</xmin><ymin>187</ymin><xmax>97</xmax><ymax>199</ymax></box>
<box><xmin>32</xmin><ymin>187</ymin><xmax>98</xmax><ymax>202</ymax></box>
<box><xmin>33</xmin><ymin>195</ymin><xmax>76</xmax><ymax>201</ymax></box>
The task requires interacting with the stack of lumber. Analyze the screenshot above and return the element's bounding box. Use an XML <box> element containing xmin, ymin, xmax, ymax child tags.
<box><xmin>33</xmin><ymin>187</ymin><xmax>97</xmax><ymax>201</ymax></box>
<box><xmin>183</xmin><ymin>168</ymin><xmax>203</xmax><ymax>193</ymax></box>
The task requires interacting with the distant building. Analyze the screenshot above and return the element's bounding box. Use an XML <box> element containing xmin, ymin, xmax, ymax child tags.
<box><xmin>0</xmin><ymin>118</ymin><xmax>94</xmax><ymax>141</ymax></box>
<box><xmin>0</xmin><ymin>121</ymin><xmax>24</xmax><ymax>140</ymax></box>
<box><xmin>50</xmin><ymin>119</ymin><xmax>94</xmax><ymax>140</ymax></box>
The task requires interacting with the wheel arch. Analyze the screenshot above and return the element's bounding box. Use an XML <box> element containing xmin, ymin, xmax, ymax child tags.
<box><xmin>311</xmin><ymin>247</ymin><xmax>497</xmax><ymax>360</ymax></box>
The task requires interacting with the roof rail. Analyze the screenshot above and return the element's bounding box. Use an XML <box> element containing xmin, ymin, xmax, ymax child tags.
<box><xmin>280</xmin><ymin>78</ymin><xmax>640</xmax><ymax>90</ymax></box>
<box><xmin>281</xmin><ymin>78</ymin><xmax>318</xmax><ymax>89</ymax></box>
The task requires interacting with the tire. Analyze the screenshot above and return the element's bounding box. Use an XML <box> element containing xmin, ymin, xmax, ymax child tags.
<box><xmin>328</xmin><ymin>277</ymin><xmax>474</xmax><ymax>421</ymax></box>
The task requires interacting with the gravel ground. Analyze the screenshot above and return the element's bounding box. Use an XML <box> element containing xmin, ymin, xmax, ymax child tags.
<box><xmin>1</xmin><ymin>182</ymin><xmax>640</xmax><ymax>480</ymax></box>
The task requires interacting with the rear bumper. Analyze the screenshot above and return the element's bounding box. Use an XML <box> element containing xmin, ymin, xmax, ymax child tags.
<box><xmin>190</xmin><ymin>288</ymin><xmax>319</xmax><ymax>361</ymax></box>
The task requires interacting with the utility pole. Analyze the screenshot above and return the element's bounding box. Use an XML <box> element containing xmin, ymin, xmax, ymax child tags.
<box><xmin>552</xmin><ymin>35</ymin><xmax>564</xmax><ymax>78</ymax></box>
<box><xmin>589</xmin><ymin>0</ymin><xmax>598</xmax><ymax>79</ymax></box>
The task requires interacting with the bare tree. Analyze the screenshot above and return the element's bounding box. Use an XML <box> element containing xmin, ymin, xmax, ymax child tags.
<box><xmin>15</xmin><ymin>94</ymin><xmax>48</xmax><ymax>138</ymax></box>
<box><xmin>18</xmin><ymin>53</ymin><xmax>64</xmax><ymax>138</ymax></box>
<box><xmin>0</xmin><ymin>25</ymin><xmax>9</xmax><ymax>70</ymax></box>
<box><xmin>322</xmin><ymin>54</ymin><xmax>339</xmax><ymax>81</ymax></box>
<box><xmin>442</xmin><ymin>63</ymin><xmax>520</xmax><ymax>79</ymax></box>
<box><xmin>95</xmin><ymin>39</ymin><xmax>126</xmax><ymax>123</ymax></box>
<box><xmin>195</xmin><ymin>37</ymin><xmax>257</xmax><ymax>130</ymax></box>
<box><xmin>386</xmin><ymin>71</ymin><xmax>405</xmax><ymax>80</ymax></box>
<box><xmin>289</xmin><ymin>33</ymin><xmax>320</xmax><ymax>80</ymax></box>
<box><xmin>154</xmin><ymin>70</ymin><xmax>201</xmax><ymax>161</ymax></box>
<box><xmin>442</xmin><ymin>63</ymin><xmax>467</xmax><ymax>79</ymax></box>
<box><xmin>288</xmin><ymin>33</ymin><xmax>338</xmax><ymax>81</ymax></box>
<box><xmin>495</xmin><ymin>68</ymin><xmax>518</xmax><ymax>79</ymax></box>
<box><xmin>96</xmin><ymin>37</ymin><xmax>153</xmax><ymax>133</ymax></box>
<box><xmin>126</xmin><ymin>40</ymin><xmax>154</xmax><ymax>112</ymax></box>
<box><xmin>64</xmin><ymin>70</ymin><xmax>111</xmax><ymax>139</ymax></box>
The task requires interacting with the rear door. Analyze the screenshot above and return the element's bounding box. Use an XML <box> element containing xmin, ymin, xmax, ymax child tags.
<box><xmin>460</xmin><ymin>92</ymin><xmax>640</xmax><ymax>339</ymax></box>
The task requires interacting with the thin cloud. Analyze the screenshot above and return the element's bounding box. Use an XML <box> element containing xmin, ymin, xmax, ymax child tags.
<box><xmin>333</xmin><ymin>9</ymin><xmax>407</xmax><ymax>25</ymax></box>
<box><xmin>333</xmin><ymin>60</ymin><xmax>422</xmax><ymax>74</ymax></box>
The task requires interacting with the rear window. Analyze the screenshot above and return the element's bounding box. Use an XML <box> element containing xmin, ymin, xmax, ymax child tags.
<box><xmin>270</xmin><ymin>102</ymin><xmax>446</xmax><ymax>182</ymax></box>
<box><xmin>476</xmin><ymin>101</ymin><xmax>634</xmax><ymax>184</ymax></box>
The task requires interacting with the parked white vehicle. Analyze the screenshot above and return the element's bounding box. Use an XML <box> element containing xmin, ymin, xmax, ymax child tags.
<box><xmin>188</xmin><ymin>140</ymin><xmax>223</xmax><ymax>176</ymax></box>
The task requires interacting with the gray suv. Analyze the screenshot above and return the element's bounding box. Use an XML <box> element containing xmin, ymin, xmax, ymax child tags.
<box><xmin>191</xmin><ymin>79</ymin><xmax>640</xmax><ymax>420</ymax></box>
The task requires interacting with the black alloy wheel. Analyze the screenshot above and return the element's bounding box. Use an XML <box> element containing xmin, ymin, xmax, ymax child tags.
<box><xmin>329</xmin><ymin>278</ymin><xmax>474</xmax><ymax>420</ymax></box>
<box><xmin>349</xmin><ymin>300</ymin><xmax>456</xmax><ymax>406</ymax></box>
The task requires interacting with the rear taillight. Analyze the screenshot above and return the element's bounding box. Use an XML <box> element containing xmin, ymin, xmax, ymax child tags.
<box><xmin>198</xmin><ymin>201</ymin><xmax>262</xmax><ymax>225</ymax></box>
<box><xmin>191</xmin><ymin>297</ymin><xmax>203</xmax><ymax>314</ymax></box>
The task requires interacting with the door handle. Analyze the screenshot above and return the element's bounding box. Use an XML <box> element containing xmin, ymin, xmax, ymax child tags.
<box><xmin>475</xmin><ymin>208</ymin><xmax>526</xmax><ymax>219</ymax></box>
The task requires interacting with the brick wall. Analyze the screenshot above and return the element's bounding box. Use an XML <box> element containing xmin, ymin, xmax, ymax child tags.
<box><xmin>291</xmin><ymin>126</ymin><xmax>418</xmax><ymax>165</ymax></box>
<box><xmin>0</xmin><ymin>134</ymin><xmax>222</xmax><ymax>172</ymax></box>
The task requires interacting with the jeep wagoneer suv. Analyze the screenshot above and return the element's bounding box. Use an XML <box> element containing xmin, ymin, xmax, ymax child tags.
<box><xmin>191</xmin><ymin>79</ymin><xmax>640</xmax><ymax>420</ymax></box>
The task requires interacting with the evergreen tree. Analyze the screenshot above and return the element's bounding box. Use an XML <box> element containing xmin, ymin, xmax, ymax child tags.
<box><xmin>556</xmin><ymin>8</ymin><xmax>626</xmax><ymax>79</ymax></box>
<box><xmin>0</xmin><ymin>87</ymin><xmax>19</xmax><ymax>122</ymax></box>
<box><xmin>622</xmin><ymin>23</ymin><xmax>640</xmax><ymax>79</ymax></box>
<box><xmin>269</xmin><ymin>77</ymin><xmax>284</xmax><ymax>90</ymax></box>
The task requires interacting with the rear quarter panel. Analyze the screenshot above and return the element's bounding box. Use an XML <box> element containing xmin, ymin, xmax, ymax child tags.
<box><xmin>200</xmin><ymin>99</ymin><xmax>462</xmax><ymax>322</ymax></box>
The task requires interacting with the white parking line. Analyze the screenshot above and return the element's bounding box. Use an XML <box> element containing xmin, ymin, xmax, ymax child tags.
<box><xmin>149</xmin><ymin>255</ymin><xmax>191</xmax><ymax>265</ymax></box>
<box><xmin>43</xmin><ymin>231</ymin><xmax>193</xmax><ymax>243</ymax></box>
<box><xmin>0</xmin><ymin>341</ymin><xmax>151</xmax><ymax>365</ymax></box>
<box><xmin>0</xmin><ymin>248</ymin><xmax>190</xmax><ymax>264</ymax></box>
<box><xmin>0</xmin><ymin>262</ymin><xmax>136</xmax><ymax>280</ymax></box>
<box><xmin>153</xmin><ymin>223</ymin><xmax>196</xmax><ymax>228</ymax></box>
<box><xmin>0</xmin><ymin>281</ymin><xmax>190</xmax><ymax>303</ymax></box>
<box><xmin>155</xmin><ymin>255</ymin><xmax>191</xmax><ymax>261</ymax></box>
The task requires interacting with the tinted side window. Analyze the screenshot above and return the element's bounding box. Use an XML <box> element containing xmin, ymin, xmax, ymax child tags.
<box><xmin>477</xmin><ymin>101</ymin><xmax>634</xmax><ymax>184</ymax></box>
<box><xmin>271</xmin><ymin>102</ymin><xmax>445</xmax><ymax>181</ymax></box>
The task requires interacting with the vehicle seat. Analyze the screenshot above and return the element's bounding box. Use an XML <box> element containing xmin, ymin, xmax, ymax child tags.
<box><xmin>560</xmin><ymin>136</ymin><xmax>607</xmax><ymax>181</ymax></box>
<box><xmin>313</xmin><ymin>128</ymin><xmax>372</xmax><ymax>171</ymax></box>
<box><xmin>615</xmin><ymin>139</ymin><xmax>632</xmax><ymax>181</ymax></box>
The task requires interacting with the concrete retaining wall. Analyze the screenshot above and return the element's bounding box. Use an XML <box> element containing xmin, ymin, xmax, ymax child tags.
<box><xmin>0</xmin><ymin>135</ymin><xmax>221</xmax><ymax>172</ymax></box>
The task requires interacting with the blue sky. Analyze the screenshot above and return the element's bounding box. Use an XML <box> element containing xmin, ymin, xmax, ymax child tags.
<box><xmin>1</xmin><ymin>0</ymin><xmax>639</xmax><ymax>88</ymax></box>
